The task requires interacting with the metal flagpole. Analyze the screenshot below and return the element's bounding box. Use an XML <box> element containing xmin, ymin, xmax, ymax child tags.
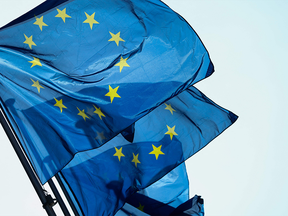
<box><xmin>48</xmin><ymin>178</ymin><xmax>71</xmax><ymax>216</ymax></box>
<box><xmin>0</xmin><ymin>107</ymin><xmax>57</xmax><ymax>216</ymax></box>
<box><xmin>55</xmin><ymin>173</ymin><xmax>81</xmax><ymax>216</ymax></box>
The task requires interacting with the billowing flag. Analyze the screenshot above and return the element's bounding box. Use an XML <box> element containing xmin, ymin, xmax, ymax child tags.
<box><xmin>0</xmin><ymin>0</ymin><xmax>238</xmax><ymax>215</ymax></box>
<box><xmin>0</xmin><ymin>0</ymin><xmax>213</xmax><ymax>183</ymax></box>
<box><xmin>123</xmin><ymin>163</ymin><xmax>189</xmax><ymax>215</ymax></box>
<box><xmin>170</xmin><ymin>195</ymin><xmax>204</xmax><ymax>216</ymax></box>
<box><xmin>58</xmin><ymin>163</ymin><xmax>191</xmax><ymax>216</ymax></box>
<box><xmin>118</xmin><ymin>164</ymin><xmax>202</xmax><ymax>216</ymax></box>
<box><xmin>58</xmin><ymin>86</ymin><xmax>237</xmax><ymax>215</ymax></box>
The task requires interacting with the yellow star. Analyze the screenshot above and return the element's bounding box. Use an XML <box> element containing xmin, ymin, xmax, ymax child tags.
<box><xmin>55</xmin><ymin>8</ymin><xmax>71</xmax><ymax>23</ymax></box>
<box><xmin>33</xmin><ymin>16</ymin><xmax>48</xmax><ymax>31</ymax></box>
<box><xmin>113</xmin><ymin>147</ymin><xmax>125</xmax><ymax>161</ymax></box>
<box><xmin>115</xmin><ymin>56</ymin><xmax>130</xmax><ymax>72</ymax></box>
<box><xmin>165</xmin><ymin>125</ymin><xmax>178</xmax><ymax>140</ymax></box>
<box><xmin>149</xmin><ymin>144</ymin><xmax>165</xmax><ymax>160</ymax></box>
<box><xmin>31</xmin><ymin>78</ymin><xmax>44</xmax><ymax>93</ymax></box>
<box><xmin>164</xmin><ymin>103</ymin><xmax>175</xmax><ymax>115</ymax></box>
<box><xmin>23</xmin><ymin>34</ymin><xmax>36</xmax><ymax>49</ymax></box>
<box><xmin>83</xmin><ymin>12</ymin><xmax>99</xmax><ymax>29</ymax></box>
<box><xmin>95</xmin><ymin>131</ymin><xmax>106</xmax><ymax>143</ymax></box>
<box><xmin>131</xmin><ymin>153</ymin><xmax>140</xmax><ymax>167</ymax></box>
<box><xmin>54</xmin><ymin>98</ymin><xmax>67</xmax><ymax>113</ymax></box>
<box><xmin>93</xmin><ymin>105</ymin><xmax>106</xmax><ymax>120</ymax></box>
<box><xmin>137</xmin><ymin>203</ymin><xmax>144</xmax><ymax>212</ymax></box>
<box><xmin>105</xmin><ymin>85</ymin><xmax>121</xmax><ymax>103</ymax></box>
<box><xmin>28</xmin><ymin>57</ymin><xmax>42</xmax><ymax>68</ymax></box>
<box><xmin>77</xmin><ymin>107</ymin><xmax>90</xmax><ymax>121</ymax></box>
<box><xmin>108</xmin><ymin>31</ymin><xmax>125</xmax><ymax>46</ymax></box>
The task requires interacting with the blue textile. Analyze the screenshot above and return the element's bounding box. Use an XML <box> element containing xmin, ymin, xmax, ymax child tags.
<box><xmin>58</xmin><ymin>163</ymin><xmax>189</xmax><ymax>216</ymax></box>
<box><xmin>60</xmin><ymin>86</ymin><xmax>237</xmax><ymax>215</ymax></box>
<box><xmin>0</xmin><ymin>0</ymin><xmax>213</xmax><ymax>183</ymax></box>
<box><xmin>117</xmin><ymin>163</ymin><xmax>189</xmax><ymax>216</ymax></box>
<box><xmin>170</xmin><ymin>195</ymin><xmax>204</xmax><ymax>216</ymax></box>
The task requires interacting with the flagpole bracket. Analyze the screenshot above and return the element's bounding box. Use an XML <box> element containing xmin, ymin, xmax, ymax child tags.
<box><xmin>42</xmin><ymin>190</ymin><xmax>57</xmax><ymax>208</ymax></box>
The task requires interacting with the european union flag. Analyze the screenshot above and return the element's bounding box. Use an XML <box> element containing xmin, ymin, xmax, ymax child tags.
<box><xmin>170</xmin><ymin>195</ymin><xmax>204</xmax><ymax>216</ymax></box>
<box><xmin>0</xmin><ymin>0</ymin><xmax>214</xmax><ymax>183</ymax></box>
<box><xmin>124</xmin><ymin>163</ymin><xmax>190</xmax><ymax>215</ymax></box>
<box><xmin>120</xmin><ymin>195</ymin><xmax>204</xmax><ymax>216</ymax></box>
<box><xmin>118</xmin><ymin>164</ymin><xmax>204</xmax><ymax>216</ymax></box>
<box><xmin>58</xmin><ymin>86</ymin><xmax>237</xmax><ymax>215</ymax></box>
<box><xmin>58</xmin><ymin>162</ymin><xmax>193</xmax><ymax>216</ymax></box>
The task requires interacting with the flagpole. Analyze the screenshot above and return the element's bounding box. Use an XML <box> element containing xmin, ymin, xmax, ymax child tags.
<box><xmin>55</xmin><ymin>173</ymin><xmax>81</xmax><ymax>216</ymax></box>
<box><xmin>48</xmin><ymin>178</ymin><xmax>71</xmax><ymax>216</ymax></box>
<box><xmin>0</xmin><ymin>108</ymin><xmax>57</xmax><ymax>216</ymax></box>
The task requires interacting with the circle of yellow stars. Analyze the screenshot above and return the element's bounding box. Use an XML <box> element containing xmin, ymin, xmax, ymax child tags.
<box><xmin>25</xmin><ymin>7</ymin><xmax>182</xmax><ymax>185</ymax></box>
<box><xmin>26</xmin><ymin>7</ymin><xmax>129</xmax><ymax>129</ymax></box>
<box><xmin>26</xmin><ymin>7</ymin><xmax>129</xmax><ymax>125</ymax></box>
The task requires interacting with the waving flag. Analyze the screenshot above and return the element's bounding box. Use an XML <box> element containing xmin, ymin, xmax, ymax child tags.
<box><xmin>58</xmin><ymin>86</ymin><xmax>237</xmax><ymax>215</ymax></box>
<box><xmin>58</xmin><ymin>162</ymin><xmax>191</xmax><ymax>216</ymax></box>
<box><xmin>118</xmin><ymin>164</ymin><xmax>204</xmax><ymax>216</ymax></box>
<box><xmin>0</xmin><ymin>0</ymin><xmax>213</xmax><ymax>183</ymax></box>
<box><xmin>0</xmin><ymin>0</ymin><xmax>238</xmax><ymax>215</ymax></box>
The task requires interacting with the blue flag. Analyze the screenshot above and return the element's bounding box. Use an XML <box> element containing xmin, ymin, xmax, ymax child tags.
<box><xmin>59</xmin><ymin>86</ymin><xmax>237</xmax><ymax>215</ymax></box>
<box><xmin>120</xmin><ymin>194</ymin><xmax>204</xmax><ymax>216</ymax></box>
<box><xmin>118</xmin><ymin>163</ymin><xmax>191</xmax><ymax>216</ymax></box>
<box><xmin>124</xmin><ymin>163</ymin><xmax>189</xmax><ymax>214</ymax></box>
<box><xmin>0</xmin><ymin>0</ymin><xmax>213</xmax><ymax>183</ymax></box>
<box><xmin>58</xmin><ymin>162</ymin><xmax>191</xmax><ymax>216</ymax></box>
<box><xmin>170</xmin><ymin>195</ymin><xmax>204</xmax><ymax>216</ymax></box>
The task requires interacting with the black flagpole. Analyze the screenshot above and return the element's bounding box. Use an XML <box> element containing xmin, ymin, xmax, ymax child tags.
<box><xmin>0</xmin><ymin>107</ymin><xmax>57</xmax><ymax>216</ymax></box>
<box><xmin>48</xmin><ymin>178</ymin><xmax>71</xmax><ymax>216</ymax></box>
<box><xmin>55</xmin><ymin>173</ymin><xmax>81</xmax><ymax>216</ymax></box>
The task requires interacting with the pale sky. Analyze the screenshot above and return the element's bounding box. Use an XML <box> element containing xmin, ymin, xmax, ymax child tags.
<box><xmin>0</xmin><ymin>0</ymin><xmax>287</xmax><ymax>215</ymax></box>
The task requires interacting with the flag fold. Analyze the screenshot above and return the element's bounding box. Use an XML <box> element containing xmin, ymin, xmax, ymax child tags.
<box><xmin>0</xmin><ymin>0</ymin><xmax>238</xmax><ymax>215</ymax></box>
<box><xmin>0</xmin><ymin>0</ymin><xmax>213</xmax><ymax>183</ymax></box>
<box><xmin>59</xmin><ymin>86</ymin><xmax>237</xmax><ymax>215</ymax></box>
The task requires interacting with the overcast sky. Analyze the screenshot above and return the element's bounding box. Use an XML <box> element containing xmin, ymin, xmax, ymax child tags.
<box><xmin>0</xmin><ymin>0</ymin><xmax>287</xmax><ymax>215</ymax></box>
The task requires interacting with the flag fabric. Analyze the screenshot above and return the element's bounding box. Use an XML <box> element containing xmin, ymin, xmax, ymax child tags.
<box><xmin>118</xmin><ymin>196</ymin><xmax>205</xmax><ymax>216</ymax></box>
<box><xmin>58</xmin><ymin>162</ymin><xmax>190</xmax><ymax>216</ymax></box>
<box><xmin>170</xmin><ymin>195</ymin><xmax>204</xmax><ymax>216</ymax></box>
<box><xmin>58</xmin><ymin>86</ymin><xmax>237</xmax><ymax>215</ymax></box>
<box><xmin>121</xmin><ymin>195</ymin><xmax>204</xmax><ymax>216</ymax></box>
<box><xmin>122</xmin><ymin>163</ymin><xmax>189</xmax><ymax>215</ymax></box>
<box><xmin>0</xmin><ymin>0</ymin><xmax>238</xmax><ymax>215</ymax></box>
<box><xmin>117</xmin><ymin>163</ymin><xmax>195</xmax><ymax>216</ymax></box>
<box><xmin>118</xmin><ymin>194</ymin><xmax>204</xmax><ymax>216</ymax></box>
<box><xmin>0</xmin><ymin>0</ymin><xmax>214</xmax><ymax>183</ymax></box>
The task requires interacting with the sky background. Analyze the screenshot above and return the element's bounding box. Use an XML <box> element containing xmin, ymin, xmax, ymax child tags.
<box><xmin>0</xmin><ymin>0</ymin><xmax>287</xmax><ymax>215</ymax></box>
